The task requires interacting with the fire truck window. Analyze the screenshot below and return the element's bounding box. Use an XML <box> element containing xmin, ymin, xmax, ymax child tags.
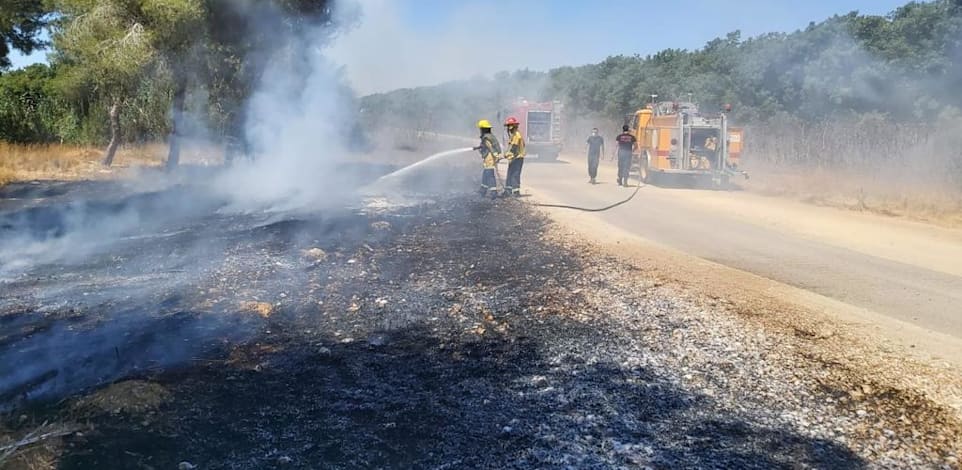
<box><xmin>690</xmin><ymin>129</ymin><xmax>720</xmax><ymax>151</ymax></box>
<box><xmin>527</xmin><ymin>111</ymin><xmax>552</xmax><ymax>142</ymax></box>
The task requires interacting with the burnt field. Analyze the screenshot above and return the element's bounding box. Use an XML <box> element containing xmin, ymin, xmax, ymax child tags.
<box><xmin>0</xmin><ymin>167</ymin><xmax>960</xmax><ymax>469</ymax></box>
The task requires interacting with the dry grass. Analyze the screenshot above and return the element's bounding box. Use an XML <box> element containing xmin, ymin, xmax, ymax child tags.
<box><xmin>743</xmin><ymin>164</ymin><xmax>962</xmax><ymax>228</ymax></box>
<box><xmin>71</xmin><ymin>380</ymin><xmax>171</xmax><ymax>417</ymax></box>
<box><xmin>0</xmin><ymin>141</ymin><xmax>223</xmax><ymax>187</ymax></box>
<box><xmin>741</xmin><ymin>116</ymin><xmax>962</xmax><ymax>227</ymax></box>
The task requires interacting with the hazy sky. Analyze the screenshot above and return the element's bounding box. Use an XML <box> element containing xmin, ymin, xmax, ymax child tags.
<box><xmin>327</xmin><ymin>0</ymin><xmax>912</xmax><ymax>94</ymax></box>
<box><xmin>10</xmin><ymin>0</ymin><xmax>914</xmax><ymax>94</ymax></box>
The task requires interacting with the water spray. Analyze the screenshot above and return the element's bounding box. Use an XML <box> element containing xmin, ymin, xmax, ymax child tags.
<box><xmin>367</xmin><ymin>147</ymin><xmax>475</xmax><ymax>189</ymax></box>
<box><xmin>363</xmin><ymin>146</ymin><xmax>644</xmax><ymax>212</ymax></box>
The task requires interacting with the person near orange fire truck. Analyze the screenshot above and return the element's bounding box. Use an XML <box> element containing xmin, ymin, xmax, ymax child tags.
<box><xmin>615</xmin><ymin>125</ymin><xmax>637</xmax><ymax>186</ymax></box>
<box><xmin>704</xmin><ymin>136</ymin><xmax>719</xmax><ymax>169</ymax></box>
<box><xmin>473</xmin><ymin>119</ymin><xmax>502</xmax><ymax>199</ymax></box>
<box><xmin>585</xmin><ymin>127</ymin><xmax>605</xmax><ymax>184</ymax></box>
<box><xmin>502</xmin><ymin>116</ymin><xmax>526</xmax><ymax>197</ymax></box>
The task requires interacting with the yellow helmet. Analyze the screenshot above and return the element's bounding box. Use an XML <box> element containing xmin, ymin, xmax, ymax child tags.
<box><xmin>477</xmin><ymin>119</ymin><xmax>492</xmax><ymax>129</ymax></box>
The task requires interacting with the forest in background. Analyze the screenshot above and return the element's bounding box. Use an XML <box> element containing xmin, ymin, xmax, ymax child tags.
<box><xmin>2</xmin><ymin>0</ymin><xmax>962</xmax><ymax>193</ymax></box>
<box><xmin>363</xmin><ymin>1</ymin><xmax>962</xmax><ymax>129</ymax></box>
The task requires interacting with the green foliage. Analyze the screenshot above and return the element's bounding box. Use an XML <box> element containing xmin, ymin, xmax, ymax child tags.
<box><xmin>0</xmin><ymin>0</ymin><xmax>49</xmax><ymax>69</ymax></box>
<box><xmin>0</xmin><ymin>64</ymin><xmax>59</xmax><ymax>142</ymax></box>
<box><xmin>203</xmin><ymin>0</ymin><xmax>347</xmax><ymax>138</ymax></box>
<box><xmin>0</xmin><ymin>62</ymin><xmax>154</xmax><ymax>144</ymax></box>
<box><xmin>0</xmin><ymin>0</ymin><xmax>347</xmax><ymax>147</ymax></box>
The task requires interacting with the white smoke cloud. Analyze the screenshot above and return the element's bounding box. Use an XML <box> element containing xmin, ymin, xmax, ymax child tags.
<box><xmin>213</xmin><ymin>42</ymin><xmax>358</xmax><ymax>211</ymax></box>
<box><xmin>325</xmin><ymin>0</ymin><xmax>581</xmax><ymax>95</ymax></box>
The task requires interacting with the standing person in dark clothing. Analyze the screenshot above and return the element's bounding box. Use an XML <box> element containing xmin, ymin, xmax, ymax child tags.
<box><xmin>615</xmin><ymin>125</ymin><xmax>637</xmax><ymax>187</ymax></box>
<box><xmin>585</xmin><ymin>128</ymin><xmax>605</xmax><ymax>184</ymax></box>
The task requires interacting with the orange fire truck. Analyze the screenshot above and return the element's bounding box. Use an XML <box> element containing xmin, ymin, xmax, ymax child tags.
<box><xmin>628</xmin><ymin>101</ymin><xmax>747</xmax><ymax>187</ymax></box>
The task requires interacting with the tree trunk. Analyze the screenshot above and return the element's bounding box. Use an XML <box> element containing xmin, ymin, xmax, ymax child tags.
<box><xmin>223</xmin><ymin>136</ymin><xmax>235</xmax><ymax>166</ymax></box>
<box><xmin>102</xmin><ymin>100</ymin><xmax>121</xmax><ymax>166</ymax></box>
<box><xmin>165</xmin><ymin>83</ymin><xmax>187</xmax><ymax>171</ymax></box>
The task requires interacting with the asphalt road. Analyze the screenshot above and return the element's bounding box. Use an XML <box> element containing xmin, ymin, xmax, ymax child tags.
<box><xmin>521</xmin><ymin>157</ymin><xmax>962</xmax><ymax>340</ymax></box>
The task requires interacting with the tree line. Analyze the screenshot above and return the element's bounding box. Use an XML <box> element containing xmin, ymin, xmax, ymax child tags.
<box><xmin>3</xmin><ymin>0</ymin><xmax>962</xmax><ymax>177</ymax></box>
<box><xmin>0</xmin><ymin>0</ymin><xmax>349</xmax><ymax>168</ymax></box>
<box><xmin>553</xmin><ymin>0</ymin><xmax>961</xmax><ymax>123</ymax></box>
<box><xmin>362</xmin><ymin>1</ymin><xmax>962</xmax><ymax>133</ymax></box>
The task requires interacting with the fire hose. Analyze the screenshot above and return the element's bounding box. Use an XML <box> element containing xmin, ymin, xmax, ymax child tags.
<box><xmin>479</xmin><ymin>149</ymin><xmax>645</xmax><ymax>213</ymax></box>
<box><xmin>530</xmin><ymin>181</ymin><xmax>644</xmax><ymax>212</ymax></box>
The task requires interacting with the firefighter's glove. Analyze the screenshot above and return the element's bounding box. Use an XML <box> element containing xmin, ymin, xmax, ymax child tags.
<box><xmin>472</xmin><ymin>146</ymin><xmax>482</xmax><ymax>151</ymax></box>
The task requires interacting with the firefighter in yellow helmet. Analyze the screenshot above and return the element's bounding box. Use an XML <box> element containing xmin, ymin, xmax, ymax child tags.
<box><xmin>473</xmin><ymin>119</ymin><xmax>502</xmax><ymax>199</ymax></box>
<box><xmin>502</xmin><ymin>116</ymin><xmax>526</xmax><ymax>197</ymax></box>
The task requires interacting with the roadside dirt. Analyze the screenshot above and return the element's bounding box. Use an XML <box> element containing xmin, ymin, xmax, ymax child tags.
<box><xmin>531</xmin><ymin>188</ymin><xmax>962</xmax><ymax>418</ymax></box>
<box><xmin>527</xmin><ymin>156</ymin><xmax>962</xmax><ymax>339</ymax></box>
<box><xmin>644</xmin><ymin>184</ymin><xmax>962</xmax><ymax>278</ymax></box>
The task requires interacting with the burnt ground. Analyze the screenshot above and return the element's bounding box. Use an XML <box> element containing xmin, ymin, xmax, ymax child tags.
<box><xmin>0</xmin><ymin>169</ymin><xmax>960</xmax><ymax>468</ymax></box>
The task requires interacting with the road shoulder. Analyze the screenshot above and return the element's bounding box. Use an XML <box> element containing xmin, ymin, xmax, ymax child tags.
<box><xmin>529</xmin><ymin>188</ymin><xmax>962</xmax><ymax>420</ymax></box>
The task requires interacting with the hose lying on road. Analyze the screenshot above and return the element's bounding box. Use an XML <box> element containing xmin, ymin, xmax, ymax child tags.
<box><xmin>530</xmin><ymin>183</ymin><xmax>644</xmax><ymax>212</ymax></box>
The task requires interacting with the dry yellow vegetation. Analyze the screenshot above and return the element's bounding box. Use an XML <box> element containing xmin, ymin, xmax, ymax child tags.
<box><xmin>744</xmin><ymin>165</ymin><xmax>962</xmax><ymax>228</ymax></box>
<box><xmin>0</xmin><ymin>142</ymin><xmax>222</xmax><ymax>187</ymax></box>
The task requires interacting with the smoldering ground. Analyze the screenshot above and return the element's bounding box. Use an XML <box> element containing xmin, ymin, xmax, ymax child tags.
<box><xmin>0</xmin><ymin>0</ymin><xmax>474</xmax><ymax>409</ymax></box>
<box><xmin>0</xmin><ymin>145</ymin><xmax>479</xmax><ymax>407</ymax></box>
<box><xmin>5</xmin><ymin>189</ymin><xmax>961</xmax><ymax>468</ymax></box>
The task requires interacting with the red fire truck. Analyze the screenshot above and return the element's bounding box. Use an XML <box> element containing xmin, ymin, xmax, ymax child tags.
<box><xmin>501</xmin><ymin>99</ymin><xmax>564</xmax><ymax>161</ymax></box>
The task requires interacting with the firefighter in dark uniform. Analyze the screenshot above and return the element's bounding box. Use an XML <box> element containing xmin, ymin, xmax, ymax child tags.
<box><xmin>502</xmin><ymin>116</ymin><xmax>526</xmax><ymax>197</ymax></box>
<box><xmin>615</xmin><ymin>125</ymin><xmax>637</xmax><ymax>186</ymax></box>
<box><xmin>473</xmin><ymin>119</ymin><xmax>502</xmax><ymax>199</ymax></box>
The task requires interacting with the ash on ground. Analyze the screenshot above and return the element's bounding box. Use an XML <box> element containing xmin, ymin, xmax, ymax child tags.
<box><xmin>0</xmin><ymin>178</ymin><xmax>960</xmax><ymax>469</ymax></box>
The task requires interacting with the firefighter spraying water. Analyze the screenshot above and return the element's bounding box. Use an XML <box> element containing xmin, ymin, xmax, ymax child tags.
<box><xmin>473</xmin><ymin>119</ymin><xmax>503</xmax><ymax>199</ymax></box>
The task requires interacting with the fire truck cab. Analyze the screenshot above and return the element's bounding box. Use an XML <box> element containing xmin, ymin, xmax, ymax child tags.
<box><xmin>629</xmin><ymin>101</ymin><xmax>746</xmax><ymax>187</ymax></box>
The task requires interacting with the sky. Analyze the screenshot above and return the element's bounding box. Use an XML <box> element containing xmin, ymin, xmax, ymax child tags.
<box><xmin>10</xmin><ymin>0</ymin><xmax>915</xmax><ymax>94</ymax></box>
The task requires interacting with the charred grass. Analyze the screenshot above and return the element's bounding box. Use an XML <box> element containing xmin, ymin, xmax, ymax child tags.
<box><xmin>0</xmin><ymin>186</ymin><xmax>959</xmax><ymax>468</ymax></box>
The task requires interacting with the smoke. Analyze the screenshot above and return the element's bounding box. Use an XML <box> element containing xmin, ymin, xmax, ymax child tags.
<box><xmin>1</xmin><ymin>0</ymin><xmax>362</xmax><ymax>270</ymax></box>
<box><xmin>0</xmin><ymin>0</ymin><xmax>390</xmax><ymax>406</ymax></box>
<box><xmin>213</xmin><ymin>40</ymin><xmax>358</xmax><ymax>211</ymax></box>
<box><xmin>325</xmin><ymin>0</ymin><xmax>551</xmax><ymax>95</ymax></box>
<box><xmin>733</xmin><ymin>11</ymin><xmax>962</xmax><ymax>188</ymax></box>
<box><xmin>0</xmin><ymin>0</ymin><xmax>500</xmax><ymax>408</ymax></box>
<box><xmin>0</xmin><ymin>182</ymin><xmax>223</xmax><ymax>272</ymax></box>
